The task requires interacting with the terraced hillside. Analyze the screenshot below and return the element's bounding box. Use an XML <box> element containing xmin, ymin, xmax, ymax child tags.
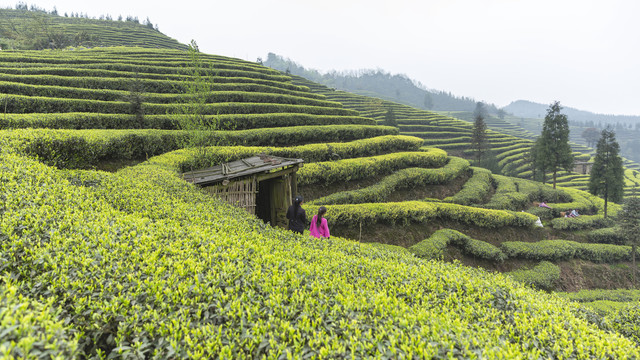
<box><xmin>290</xmin><ymin>75</ymin><xmax>640</xmax><ymax>196</ymax></box>
<box><xmin>2</xmin><ymin>47</ymin><xmax>640</xmax><ymax>357</ymax></box>
<box><xmin>0</xmin><ymin>8</ymin><xmax>186</xmax><ymax>50</ymax></box>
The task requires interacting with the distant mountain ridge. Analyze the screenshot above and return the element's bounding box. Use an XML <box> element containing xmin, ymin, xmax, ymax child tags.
<box><xmin>263</xmin><ymin>53</ymin><xmax>498</xmax><ymax>113</ymax></box>
<box><xmin>505</xmin><ymin>100</ymin><xmax>640</xmax><ymax>125</ymax></box>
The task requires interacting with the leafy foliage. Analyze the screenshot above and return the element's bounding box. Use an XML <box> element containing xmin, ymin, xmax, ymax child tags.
<box><xmin>2</xmin><ymin>150</ymin><xmax>638</xmax><ymax>357</ymax></box>
<box><xmin>0</xmin><ymin>277</ymin><xmax>79</xmax><ymax>358</ymax></box>
<box><xmin>298</xmin><ymin>149</ymin><xmax>448</xmax><ymax>186</ymax></box>
<box><xmin>409</xmin><ymin>229</ymin><xmax>505</xmax><ymax>262</ymax></box>
<box><xmin>506</xmin><ymin>261</ymin><xmax>560</xmax><ymax>290</ymax></box>
<box><xmin>310</xmin><ymin>157</ymin><xmax>469</xmax><ymax>205</ymax></box>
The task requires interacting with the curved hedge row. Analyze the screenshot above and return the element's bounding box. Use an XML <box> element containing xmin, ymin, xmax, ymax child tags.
<box><xmin>309</xmin><ymin>157</ymin><xmax>470</xmax><ymax>205</ymax></box>
<box><xmin>1</xmin><ymin>94</ymin><xmax>360</xmax><ymax>116</ymax></box>
<box><xmin>483</xmin><ymin>175</ymin><xmax>530</xmax><ymax>211</ymax></box>
<box><xmin>505</xmin><ymin>261</ymin><xmax>561</xmax><ymax>291</ymax></box>
<box><xmin>587</xmin><ymin>227</ymin><xmax>626</xmax><ymax>245</ymax></box>
<box><xmin>550</xmin><ymin>215</ymin><xmax>614</xmax><ymax>231</ymax></box>
<box><xmin>3</xmin><ymin>151</ymin><xmax>637</xmax><ymax>358</ymax></box>
<box><xmin>324</xmin><ymin>201</ymin><xmax>537</xmax><ymax>229</ymax></box>
<box><xmin>500</xmin><ymin>240</ymin><xmax>638</xmax><ymax>263</ymax></box>
<box><xmin>0</xmin><ymin>81</ymin><xmax>343</xmax><ymax>108</ymax></box>
<box><xmin>148</xmin><ymin>135</ymin><xmax>425</xmax><ymax>174</ymax></box>
<box><xmin>298</xmin><ymin>149</ymin><xmax>448</xmax><ymax>185</ymax></box>
<box><xmin>443</xmin><ymin>167</ymin><xmax>492</xmax><ymax>206</ymax></box>
<box><xmin>551</xmin><ymin>187</ymin><xmax>622</xmax><ymax>216</ymax></box>
<box><xmin>0</xmin><ymin>66</ymin><xmax>307</xmax><ymax>90</ymax></box>
<box><xmin>0</xmin><ymin>113</ymin><xmax>375</xmax><ymax>130</ymax></box>
<box><xmin>4</xmin><ymin>125</ymin><xmax>396</xmax><ymax>168</ymax></box>
<box><xmin>409</xmin><ymin>229</ymin><xmax>505</xmax><ymax>262</ymax></box>
<box><xmin>0</xmin><ymin>73</ymin><xmax>325</xmax><ymax>97</ymax></box>
<box><xmin>558</xmin><ymin>289</ymin><xmax>640</xmax><ymax>303</ymax></box>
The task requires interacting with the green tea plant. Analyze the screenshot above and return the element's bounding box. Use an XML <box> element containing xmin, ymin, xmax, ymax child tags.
<box><xmin>505</xmin><ymin>261</ymin><xmax>560</xmax><ymax>290</ymax></box>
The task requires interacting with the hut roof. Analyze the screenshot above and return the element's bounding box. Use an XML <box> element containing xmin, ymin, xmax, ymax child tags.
<box><xmin>182</xmin><ymin>154</ymin><xmax>304</xmax><ymax>186</ymax></box>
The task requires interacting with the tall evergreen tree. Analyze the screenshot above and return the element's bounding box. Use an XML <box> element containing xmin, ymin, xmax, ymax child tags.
<box><xmin>471</xmin><ymin>102</ymin><xmax>488</xmax><ymax>163</ymax></box>
<box><xmin>383</xmin><ymin>107</ymin><xmax>397</xmax><ymax>127</ymax></box>
<box><xmin>533</xmin><ymin>101</ymin><xmax>574</xmax><ymax>189</ymax></box>
<box><xmin>588</xmin><ymin>128</ymin><xmax>624</xmax><ymax>218</ymax></box>
<box><xmin>618</xmin><ymin>197</ymin><xmax>640</xmax><ymax>286</ymax></box>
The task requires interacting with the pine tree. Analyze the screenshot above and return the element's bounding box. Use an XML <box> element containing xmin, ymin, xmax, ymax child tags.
<box><xmin>588</xmin><ymin>127</ymin><xmax>624</xmax><ymax>218</ymax></box>
<box><xmin>471</xmin><ymin>102</ymin><xmax>488</xmax><ymax>163</ymax></box>
<box><xmin>173</xmin><ymin>40</ymin><xmax>220</xmax><ymax>167</ymax></box>
<box><xmin>533</xmin><ymin>101</ymin><xmax>574</xmax><ymax>188</ymax></box>
<box><xmin>383</xmin><ymin>107</ymin><xmax>397</xmax><ymax>127</ymax></box>
<box><xmin>618</xmin><ymin>197</ymin><xmax>640</xmax><ymax>286</ymax></box>
<box><xmin>124</xmin><ymin>73</ymin><xmax>145</xmax><ymax>128</ymax></box>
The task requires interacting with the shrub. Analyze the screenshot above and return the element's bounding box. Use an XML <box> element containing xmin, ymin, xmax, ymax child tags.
<box><xmin>3</xmin><ymin>150</ymin><xmax>638</xmax><ymax>358</ymax></box>
<box><xmin>501</xmin><ymin>240</ymin><xmax>578</xmax><ymax>261</ymax></box>
<box><xmin>587</xmin><ymin>227</ymin><xmax>626</xmax><ymax>245</ymax></box>
<box><xmin>0</xmin><ymin>278</ymin><xmax>79</xmax><ymax>358</ymax></box>
<box><xmin>309</xmin><ymin>157</ymin><xmax>469</xmax><ymax>205</ymax></box>
<box><xmin>324</xmin><ymin>201</ymin><xmax>537</xmax><ymax>229</ymax></box>
<box><xmin>609</xmin><ymin>304</ymin><xmax>640</xmax><ymax>346</ymax></box>
<box><xmin>506</xmin><ymin>261</ymin><xmax>561</xmax><ymax>290</ymax></box>
<box><xmin>501</xmin><ymin>240</ymin><xmax>636</xmax><ymax>262</ymax></box>
<box><xmin>156</xmin><ymin>135</ymin><xmax>425</xmax><ymax>173</ymax></box>
<box><xmin>298</xmin><ymin>149</ymin><xmax>448</xmax><ymax>186</ymax></box>
<box><xmin>444</xmin><ymin>167</ymin><xmax>492</xmax><ymax>206</ymax></box>
<box><xmin>557</xmin><ymin>289</ymin><xmax>640</xmax><ymax>303</ymax></box>
<box><xmin>0</xmin><ymin>112</ymin><xmax>375</xmax><ymax>130</ymax></box>
<box><xmin>4</xmin><ymin>125</ymin><xmax>397</xmax><ymax>168</ymax></box>
<box><xmin>551</xmin><ymin>215</ymin><xmax>615</xmax><ymax>231</ymax></box>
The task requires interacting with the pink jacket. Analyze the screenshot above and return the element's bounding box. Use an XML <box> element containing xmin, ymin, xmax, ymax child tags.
<box><xmin>309</xmin><ymin>215</ymin><xmax>330</xmax><ymax>238</ymax></box>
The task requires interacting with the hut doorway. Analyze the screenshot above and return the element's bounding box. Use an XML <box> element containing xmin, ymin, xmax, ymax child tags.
<box><xmin>255</xmin><ymin>176</ymin><xmax>291</xmax><ymax>228</ymax></box>
<box><xmin>182</xmin><ymin>154</ymin><xmax>303</xmax><ymax>228</ymax></box>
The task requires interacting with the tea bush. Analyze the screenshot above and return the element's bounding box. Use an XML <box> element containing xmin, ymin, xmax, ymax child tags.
<box><xmin>444</xmin><ymin>167</ymin><xmax>492</xmax><ymax>206</ymax></box>
<box><xmin>505</xmin><ymin>261</ymin><xmax>561</xmax><ymax>290</ymax></box>
<box><xmin>3</xmin><ymin>151</ymin><xmax>638</xmax><ymax>357</ymax></box>
<box><xmin>409</xmin><ymin>229</ymin><xmax>505</xmax><ymax>262</ymax></box>
<box><xmin>0</xmin><ymin>278</ymin><xmax>79</xmax><ymax>359</ymax></box>
<box><xmin>309</xmin><ymin>157</ymin><xmax>470</xmax><ymax>205</ymax></box>
<box><xmin>551</xmin><ymin>215</ymin><xmax>614</xmax><ymax>231</ymax></box>
<box><xmin>324</xmin><ymin>201</ymin><xmax>537</xmax><ymax>229</ymax></box>
<box><xmin>3</xmin><ymin>125</ymin><xmax>396</xmax><ymax>168</ymax></box>
<box><xmin>298</xmin><ymin>148</ymin><xmax>448</xmax><ymax>186</ymax></box>
<box><xmin>151</xmin><ymin>135</ymin><xmax>424</xmax><ymax>173</ymax></box>
<box><xmin>586</xmin><ymin>227</ymin><xmax>626</xmax><ymax>245</ymax></box>
<box><xmin>0</xmin><ymin>112</ymin><xmax>374</xmax><ymax>130</ymax></box>
<box><xmin>501</xmin><ymin>240</ymin><xmax>636</xmax><ymax>262</ymax></box>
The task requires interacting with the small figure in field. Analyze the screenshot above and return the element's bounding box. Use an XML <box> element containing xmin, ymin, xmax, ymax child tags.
<box><xmin>286</xmin><ymin>195</ymin><xmax>306</xmax><ymax>234</ymax></box>
<box><xmin>538</xmin><ymin>201</ymin><xmax>551</xmax><ymax>209</ymax></box>
<box><xmin>310</xmin><ymin>206</ymin><xmax>330</xmax><ymax>239</ymax></box>
<box><xmin>568</xmin><ymin>209</ymin><xmax>580</xmax><ymax>218</ymax></box>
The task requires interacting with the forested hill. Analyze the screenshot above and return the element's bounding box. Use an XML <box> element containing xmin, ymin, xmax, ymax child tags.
<box><xmin>263</xmin><ymin>52</ymin><xmax>497</xmax><ymax>113</ymax></box>
<box><xmin>0</xmin><ymin>7</ymin><xmax>187</xmax><ymax>50</ymax></box>
<box><xmin>505</xmin><ymin>99</ymin><xmax>640</xmax><ymax>126</ymax></box>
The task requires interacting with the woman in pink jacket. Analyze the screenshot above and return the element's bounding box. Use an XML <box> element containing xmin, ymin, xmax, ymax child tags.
<box><xmin>309</xmin><ymin>206</ymin><xmax>330</xmax><ymax>239</ymax></box>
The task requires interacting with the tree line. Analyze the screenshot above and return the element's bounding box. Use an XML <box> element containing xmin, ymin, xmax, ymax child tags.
<box><xmin>0</xmin><ymin>4</ymin><xmax>159</xmax><ymax>50</ymax></box>
<box><xmin>262</xmin><ymin>53</ymin><xmax>499</xmax><ymax>113</ymax></box>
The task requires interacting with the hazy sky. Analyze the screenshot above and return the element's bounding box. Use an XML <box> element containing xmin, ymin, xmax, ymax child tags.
<box><xmin>3</xmin><ymin>0</ymin><xmax>639</xmax><ymax>115</ymax></box>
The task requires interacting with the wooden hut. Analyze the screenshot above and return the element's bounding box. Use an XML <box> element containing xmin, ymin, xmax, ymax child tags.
<box><xmin>573</xmin><ymin>161</ymin><xmax>593</xmax><ymax>175</ymax></box>
<box><xmin>182</xmin><ymin>154</ymin><xmax>304</xmax><ymax>228</ymax></box>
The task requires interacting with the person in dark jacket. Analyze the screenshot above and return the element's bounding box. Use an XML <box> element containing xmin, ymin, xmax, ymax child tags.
<box><xmin>286</xmin><ymin>195</ymin><xmax>306</xmax><ymax>234</ymax></box>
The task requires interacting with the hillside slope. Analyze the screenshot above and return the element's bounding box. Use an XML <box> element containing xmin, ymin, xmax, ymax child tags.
<box><xmin>1</xmin><ymin>46</ymin><xmax>640</xmax><ymax>357</ymax></box>
<box><xmin>0</xmin><ymin>8</ymin><xmax>187</xmax><ymax>50</ymax></box>
<box><xmin>289</xmin><ymin>75</ymin><xmax>640</xmax><ymax>197</ymax></box>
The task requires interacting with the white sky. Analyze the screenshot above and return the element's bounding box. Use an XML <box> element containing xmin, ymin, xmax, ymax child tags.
<box><xmin>3</xmin><ymin>0</ymin><xmax>639</xmax><ymax>115</ymax></box>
